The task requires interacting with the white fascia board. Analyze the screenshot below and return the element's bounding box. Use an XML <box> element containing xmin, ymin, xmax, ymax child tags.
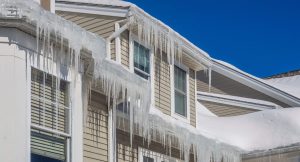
<box><xmin>242</xmin><ymin>144</ymin><xmax>300</xmax><ymax>159</ymax></box>
<box><xmin>212</xmin><ymin>60</ymin><xmax>300</xmax><ymax>107</ymax></box>
<box><xmin>55</xmin><ymin>2</ymin><xmax>128</xmax><ymax>17</ymax></box>
<box><xmin>197</xmin><ymin>92</ymin><xmax>280</xmax><ymax>111</ymax></box>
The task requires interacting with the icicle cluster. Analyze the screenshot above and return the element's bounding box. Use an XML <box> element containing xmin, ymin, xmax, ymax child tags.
<box><xmin>0</xmin><ymin>0</ymin><xmax>242</xmax><ymax>162</ymax></box>
<box><xmin>0</xmin><ymin>0</ymin><xmax>151</xmax><ymax>144</ymax></box>
<box><xmin>127</xmin><ymin>5</ymin><xmax>212</xmax><ymax>67</ymax></box>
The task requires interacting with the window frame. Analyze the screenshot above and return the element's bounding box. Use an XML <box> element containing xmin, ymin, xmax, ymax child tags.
<box><xmin>30</xmin><ymin>68</ymin><xmax>72</xmax><ymax>162</ymax></box>
<box><xmin>129</xmin><ymin>33</ymin><xmax>155</xmax><ymax>105</ymax></box>
<box><xmin>133</xmin><ymin>40</ymin><xmax>151</xmax><ymax>80</ymax></box>
<box><xmin>171</xmin><ymin>62</ymin><xmax>190</xmax><ymax>124</ymax></box>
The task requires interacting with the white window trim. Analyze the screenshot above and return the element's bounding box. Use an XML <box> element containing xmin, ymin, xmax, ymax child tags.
<box><xmin>171</xmin><ymin>61</ymin><xmax>190</xmax><ymax>124</ymax></box>
<box><xmin>129</xmin><ymin>32</ymin><xmax>155</xmax><ymax>105</ymax></box>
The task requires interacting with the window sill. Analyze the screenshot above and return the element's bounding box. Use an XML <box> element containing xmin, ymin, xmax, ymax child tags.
<box><xmin>171</xmin><ymin>113</ymin><xmax>190</xmax><ymax>124</ymax></box>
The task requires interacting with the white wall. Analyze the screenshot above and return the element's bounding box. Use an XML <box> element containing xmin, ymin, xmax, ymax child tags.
<box><xmin>0</xmin><ymin>28</ymin><xmax>32</xmax><ymax>162</ymax></box>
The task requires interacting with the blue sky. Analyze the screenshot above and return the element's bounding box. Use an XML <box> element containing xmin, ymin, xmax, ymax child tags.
<box><xmin>126</xmin><ymin>0</ymin><xmax>300</xmax><ymax>78</ymax></box>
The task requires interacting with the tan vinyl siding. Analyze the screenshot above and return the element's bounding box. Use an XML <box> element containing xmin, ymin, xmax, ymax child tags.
<box><xmin>189</xmin><ymin>68</ymin><xmax>196</xmax><ymax>127</ymax></box>
<box><xmin>154</xmin><ymin>53</ymin><xmax>171</xmax><ymax>115</ymax></box>
<box><xmin>201</xmin><ymin>101</ymin><xmax>258</xmax><ymax>117</ymax></box>
<box><xmin>197</xmin><ymin>70</ymin><xmax>290</xmax><ymax>108</ymax></box>
<box><xmin>56</xmin><ymin>11</ymin><xmax>125</xmax><ymax>61</ymax></box>
<box><xmin>120</xmin><ymin>30</ymin><xmax>130</xmax><ymax>67</ymax></box>
<box><xmin>83</xmin><ymin>91</ymin><xmax>108</xmax><ymax>162</ymax></box>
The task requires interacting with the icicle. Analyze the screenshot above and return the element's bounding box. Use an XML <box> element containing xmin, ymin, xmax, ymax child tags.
<box><xmin>208</xmin><ymin>67</ymin><xmax>212</xmax><ymax>93</ymax></box>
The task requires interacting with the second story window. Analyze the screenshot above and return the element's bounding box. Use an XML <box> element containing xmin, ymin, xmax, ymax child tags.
<box><xmin>174</xmin><ymin>65</ymin><xmax>187</xmax><ymax>117</ymax></box>
<box><xmin>134</xmin><ymin>41</ymin><xmax>150</xmax><ymax>80</ymax></box>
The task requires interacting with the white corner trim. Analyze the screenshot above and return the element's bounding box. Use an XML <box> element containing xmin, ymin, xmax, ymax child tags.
<box><xmin>108</xmin><ymin>107</ymin><xmax>114</xmax><ymax>162</ymax></box>
<box><xmin>71</xmin><ymin>73</ymin><xmax>83</xmax><ymax>162</ymax></box>
<box><xmin>194</xmin><ymin>70</ymin><xmax>197</xmax><ymax>127</ymax></box>
<box><xmin>197</xmin><ymin>91</ymin><xmax>281</xmax><ymax>110</ymax></box>
<box><xmin>55</xmin><ymin>2</ymin><xmax>128</xmax><ymax>17</ymax></box>
<box><xmin>26</xmin><ymin>56</ymin><xmax>31</xmax><ymax>162</ymax></box>
<box><xmin>128</xmin><ymin>32</ymin><xmax>134</xmax><ymax>73</ymax></box>
<box><xmin>115</xmin><ymin>23</ymin><xmax>121</xmax><ymax>64</ymax></box>
<box><xmin>50</xmin><ymin>0</ymin><xmax>55</xmax><ymax>13</ymax></box>
<box><xmin>150</xmin><ymin>49</ymin><xmax>155</xmax><ymax>106</ymax></box>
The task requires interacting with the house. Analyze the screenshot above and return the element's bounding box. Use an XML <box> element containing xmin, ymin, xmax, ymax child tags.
<box><xmin>0</xmin><ymin>0</ymin><xmax>299</xmax><ymax>162</ymax></box>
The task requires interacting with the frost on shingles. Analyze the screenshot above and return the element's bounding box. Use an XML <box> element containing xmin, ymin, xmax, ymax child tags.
<box><xmin>0</xmin><ymin>0</ymin><xmax>244</xmax><ymax>162</ymax></box>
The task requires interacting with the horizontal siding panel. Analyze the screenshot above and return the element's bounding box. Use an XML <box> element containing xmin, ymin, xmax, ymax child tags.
<box><xmin>154</xmin><ymin>53</ymin><xmax>171</xmax><ymax>115</ymax></box>
<box><xmin>201</xmin><ymin>101</ymin><xmax>258</xmax><ymax>117</ymax></box>
<box><xmin>83</xmin><ymin>91</ymin><xmax>108</xmax><ymax>162</ymax></box>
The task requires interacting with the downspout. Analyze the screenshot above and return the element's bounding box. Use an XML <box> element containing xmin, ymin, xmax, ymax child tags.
<box><xmin>106</xmin><ymin>20</ymin><xmax>130</xmax><ymax>162</ymax></box>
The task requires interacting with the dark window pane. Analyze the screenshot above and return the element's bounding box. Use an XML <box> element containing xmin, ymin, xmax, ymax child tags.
<box><xmin>31</xmin><ymin>153</ymin><xmax>63</xmax><ymax>162</ymax></box>
<box><xmin>143</xmin><ymin>156</ymin><xmax>154</xmax><ymax>162</ymax></box>
<box><xmin>175</xmin><ymin>91</ymin><xmax>186</xmax><ymax>117</ymax></box>
<box><xmin>134</xmin><ymin>42</ymin><xmax>150</xmax><ymax>79</ymax></box>
<box><xmin>174</xmin><ymin>66</ymin><xmax>186</xmax><ymax>92</ymax></box>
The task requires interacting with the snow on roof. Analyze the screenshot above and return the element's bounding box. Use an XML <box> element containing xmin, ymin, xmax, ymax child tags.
<box><xmin>197</xmin><ymin>106</ymin><xmax>300</xmax><ymax>152</ymax></box>
<box><xmin>265</xmin><ymin>75</ymin><xmax>300</xmax><ymax>99</ymax></box>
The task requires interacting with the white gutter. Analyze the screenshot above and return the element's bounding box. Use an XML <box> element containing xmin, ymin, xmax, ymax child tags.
<box><xmin>197</xmin><ymin>92</ymin><xmax>281</xmax><ymax>111</ymax></box>
<box><xmin>242</xmin><ymin>144</ymin><xmax>300</xmax><ymax>159</ymax></box>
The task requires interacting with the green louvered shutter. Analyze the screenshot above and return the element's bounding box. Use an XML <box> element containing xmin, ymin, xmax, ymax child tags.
<box><xmin>30</xmin><ymin>68</ymin><xmax>70</xmax><ymax>161</ymax></box>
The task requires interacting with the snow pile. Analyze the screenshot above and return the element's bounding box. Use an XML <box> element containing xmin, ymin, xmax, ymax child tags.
<box><xmin>148</xmin><ymin>107</ymin><xmax>241</xmax><ymax>162</ymax></box>
<box><xmin>197</xmin><ymin>106</ymin><xmax>300</xmax><ymax>152</ymax></box>
<box><xmin>265</xmin><ymin>75</ymin><xmax>300</xmax><ymax>99</ymax></box>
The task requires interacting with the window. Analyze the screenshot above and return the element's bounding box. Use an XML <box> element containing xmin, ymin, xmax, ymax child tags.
<box><xmin>139</xmin><ymin>148</ymin><xmax>180</xmax><ymax>162</ymax></box>
<box><xmin>174</xmin><ymin>65</ymin><xmax>187</xmax><ymax>117</ymax></box>
<box><xmin>31</xmin><ymin>68</ymin><xmax>70</xmax><ymax>162</ymax></box>
<box><xmin>134</xmin><ymin>41</ymin><xmax>150</xmax><ymax>79</ymax></box>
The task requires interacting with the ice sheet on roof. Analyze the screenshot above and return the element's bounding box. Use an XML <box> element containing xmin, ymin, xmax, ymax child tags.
<box><xmin>265</xmin><ymin>75</ymin><xmax>300</xmax><ymax>99</ymax></box>
<box><xmin>197</xmin><ymin>106</ymin><xmax>300</xmax><ymax>152</ymax></box>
